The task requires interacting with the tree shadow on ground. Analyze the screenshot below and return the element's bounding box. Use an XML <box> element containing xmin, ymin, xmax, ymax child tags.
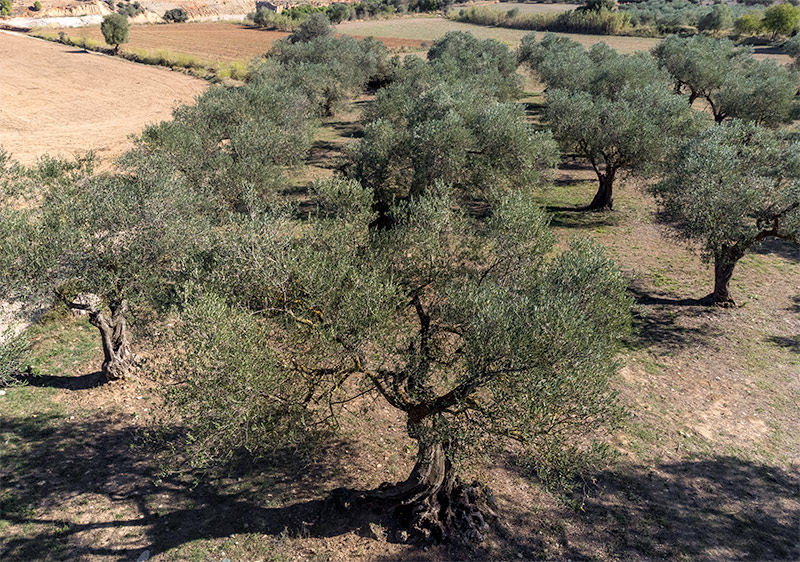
<box><xmin>766</xmin><ymin>335</ymin><xmax>800</xmax><ymax>354</ymax></box>
<box><xmin>3</xmin><ymin>412</ymin><xmax>799</xmax><ymax>561</ymax></box>
<box><xmin>752</xmin><ymin>238</ymin><xmax>800</xmax><ymax>263</ymax></box>
<box><xmin>20</xmin><ymin>370</ymin><xmax>106</xmax><ymax>390</ymax></box>
<box><xmin>486</xmin><ymin>457</ymin><xmax>800</xmax><ymax>562</ymax></box>
<box><xmin>627</xmin><ymin>284</ymin><xmax>721</xmax><ymax>350</ymax></box>
<box><xmin>543</xmin><ymin>204</ymin><xmax>621</xmax><ymax>230</ymax></box>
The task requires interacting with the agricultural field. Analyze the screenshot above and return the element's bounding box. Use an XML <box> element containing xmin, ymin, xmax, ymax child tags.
<box><xmin>337</xmin><ymin>16</ymin><xmax>663</xmax><ymax>51</ymax></box>
<box><xmin>55</xmin><ymin>23</ymin><xmax>287</xmax><ymax>62</ymax></box>
<box><xmin>0</xmin><ymin>30</ymin><xmax>206</xmax><ymax>164</ymax></box>
<box><xmin>458</xmin><ymin>1</ymin><xmax>581</xmax><ymax>13</ymax></box>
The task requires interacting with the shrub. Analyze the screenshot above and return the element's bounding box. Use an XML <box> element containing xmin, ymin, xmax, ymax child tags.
<box><xmin>31</xmin><ymin>1</ymin><xmax>42</xmax><ymax>11</ymax></box>
<box><xmin>101</xmin><ymin>13</ymin><xmax>129</xmax><ymax>52</ymax></box>
<box><xmin>763</xmin><ymin>2</ymin><xmax>800</xmax><ymax>37</ymax></box>
<box><xmin>734</xmin><ymin>12</ymin><xmax>764</xmax><ymax>35</ymax></box>
<box><xmin>0</xmin><ymin>331</ymin><xmax>29</xmax><ymax>387</ymax></box>
<box><xmin>163</xmin><ymin>7</ymin><xmax>188</xmax><ymax>22</ymax></box>
<box><xmin>0</xmin><ymin>0</ymin><xmax>12</xmax><ymax>15</ymax></box>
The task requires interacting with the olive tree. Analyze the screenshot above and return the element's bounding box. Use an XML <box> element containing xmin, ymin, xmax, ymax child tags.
<box><xmin>546</xmin><ymin>84</ymin><xmax>699</xmax><ymax>210</ymax></box>
<box><xmin>520</xmin><ymin>33</ymin><xmax>665</xmax><ymax>99</ymax></box>
<box><xmin>267</xmin><ymin>34</ymin><xmax>392</xmax><ymax>115</ymax></box>
<box><xmin>522</xmin><ymin>34</ymin><xmax>696</xmax><ymax>210</ymax></box>
<box><xmin>426</xmin><ymin>31</ymin><xmax>524</xmax><ymax>101</ymax></box>
<box><xmin>0</xmin><ymin>156</ymin><xmax>217</xmax><ymax>381</ymax></box>
<box><xmin>350</xmin><ymin>80</ymin><xmax>558</xmax><ymax>226</ymax></box>
<box><xmin>763</xmin><ymin>2</ymin><xmax>800</xmax><ymax>38</ymax></box>
<box><xmin>653</xmin><ymin>35</ymin><xmax>797</xmax><ymax>125</ymax></box>
<box><xmin>124</xmin><ymin>76</ymin><xmax>316</xmax><ymax>212</ymax></box>
<box><xmin>101</xmin><ymin>13</ymin><xmax>129</xmax><ymax>53</ymax></box>
<box><xmin>164</xmin><ymin>178</ymin><xmax>631</xmax><ymax>543</ymax></box>
<box><xmin>650</xmin><ymin>121</ymin><xmax>800</xmax><ymax>306</ymax></box>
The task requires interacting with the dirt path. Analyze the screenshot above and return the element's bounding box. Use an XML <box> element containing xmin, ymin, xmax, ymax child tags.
<box><xmin>0</xmin><ymin>31</ymin><xmax>207</xmax><ymax>165</ymax></box>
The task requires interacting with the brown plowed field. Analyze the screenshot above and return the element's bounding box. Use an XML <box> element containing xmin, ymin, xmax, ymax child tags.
<box><xmin>0</xmin><ymin>31</ymin><xmax>207</xmax><ymax>164</ymax></box>
<box><xmin>61</xmin><ymin>23</ymin><xmax>290</xmax><ymax>61</ymax></box>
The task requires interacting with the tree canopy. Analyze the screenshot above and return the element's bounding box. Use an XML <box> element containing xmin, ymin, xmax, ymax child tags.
<box><xmin>101</xmin><ymin>13</ymin><xmax>129</xmax><ymax>52</ymax></box>
<box><xmin>165</xmin><ymin>179</ymin><xmax>631</xmax><ymax>542</ymax></box>
<box><xmin>650</xmin><ymin>121</ymin><xmax>800</xmax><ymax>305</ymax></box>
<box><xmin>653</xmin><ymin>35</ymin><xmax>797</xmax><ymax>126</ymax></box>
<box><xmin>523</xmin><ymin>33</ymin><xmax>698</xmax><ymax>210</ymax></box>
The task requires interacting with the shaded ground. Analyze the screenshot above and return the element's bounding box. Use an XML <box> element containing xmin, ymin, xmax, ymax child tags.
<box><xmin>0</xmin><ymin>30</ymin><xmax>206</xmax><ymax>165</ymax></box>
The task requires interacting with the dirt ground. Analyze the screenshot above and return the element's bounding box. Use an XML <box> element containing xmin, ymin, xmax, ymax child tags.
<box><xmin>0</xmin><ymin>30</ymin><xmax>206</xmax><ymax>165</ymax></box>
<box><xmin>59</xmin><ymin>23</ymin><xmax>289</xmax><ymax>62</ymax></box>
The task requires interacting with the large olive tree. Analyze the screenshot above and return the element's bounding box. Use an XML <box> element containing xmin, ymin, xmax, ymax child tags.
<box><xmin>165</xmin><ymin>178</ymin><xmax>631</xmax><ymax>543</ymax></box>
<box><xmin>546</xmin><ymin>85</ymin><xmax>700</xmax><ymax>210</ymax></box>
<box><xmin>523</xmin><ymin>34</ymin><xmax>698</xmax><ymax>210</ymax></box>
<box><xmin>0</xmin><ymin>155</ymin><xmax>217</xmax><ymax>381</ymax></box>
<box><xmin>653</xmin><ymin>35</ymin><xmax>798</xmax><ymax>126</ymax></box>
<box><xmin>650</xmin><ymin>121</ymin><xmax>800</xmax><ymax>306</ymax></box>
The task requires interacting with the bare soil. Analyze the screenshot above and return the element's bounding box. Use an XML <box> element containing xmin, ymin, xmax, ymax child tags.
<box><xmin>0</xmin><ymin>30</ymin><xmax>207</xmax><ymax>165</ymax></box>
<box><xmin>59</xmin><ymin>23</ymin><xmax>289</xmax><ymax>62</ymax></box>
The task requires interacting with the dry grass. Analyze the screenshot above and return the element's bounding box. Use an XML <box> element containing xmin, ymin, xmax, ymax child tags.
<box><xmin>56</xmin><ymin>23</ymin><xmax>287</xmax><ymax>62</ymax></box>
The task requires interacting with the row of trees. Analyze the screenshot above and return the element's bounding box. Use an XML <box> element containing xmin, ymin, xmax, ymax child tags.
<box><xmin>522</xmin><ymin>31</ymin><xmax>799</xmax><ymax>304</ymax></box>
<box><xmin>0</xmin><ymin>24</ymin><xmax>633</xmax><ymax>544</ymax></box>
<box><xmin>0</xmin><ymin>22</ymin><xmax>797</xmax><ymax>543</ymax></box>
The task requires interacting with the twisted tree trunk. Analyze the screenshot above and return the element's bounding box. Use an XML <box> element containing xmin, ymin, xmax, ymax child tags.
<box><xmin>588</xmin><ymin>169</ymin><xmax>615</xmax><ymax>211</ymax></box>
<box><xmin>88</xmin><ymin>300</ymin><xmax>134</xmax><ymax>381</ymax></box>
<box><xmin>332</xmin><ymin>437</ymin><xmax>495</xmax><ymax>545</ymax></box>
<box><xmin>702</xmin><ymin>250</ymin><xmax>740</xmax><ymax>307</ymax></box>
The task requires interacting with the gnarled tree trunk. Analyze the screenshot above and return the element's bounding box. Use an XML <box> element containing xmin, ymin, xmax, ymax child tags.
<box><xmin>702</xmin><ymin>251</ymin><xmax>740</xmax><ymax>307</ymax></box>
<box><xmin>588</xmin><ymin>169</ymin><xmax>615</xmax><ymax>211</ymax></box>
<box><xmin>345</xmin><ymin>438</ymin><xmax>496</xmax><ymax>545</ymax></box>
<box><xmin>88</xmin><ymin>300</ymin><xmax>134</xmax><ymax>381</ymax></box>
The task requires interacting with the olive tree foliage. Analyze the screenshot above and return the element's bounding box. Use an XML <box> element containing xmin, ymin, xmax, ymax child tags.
<box><xmin>546</xmin><ymin>85</ymin><xmax>700</xmax><ymax>210</ymax></box>
<box><xmin>101</xmin><ymin>13</ymin><xmax>129</xmax><ymax>52</ymax></box>
<box><xmin>350</xmin><ymin>82</ymin><xmax>558</xmax><ymax>223</ymax></box>
<box><xmin>653</xmin><ymin>35</ymin><xmax>798</xmax><ymax>126</ymax></box>
<box><xmin>783</xmin><ymin>33</ymin><xmax>800</xmax><ymax>69</ymax></box>
<box><xmin>287</xmin><ymin>12</ymin><xmax>334</xmax><ymax>43</ymax></box>
<box><xmin>697</xmin><ymin>3</ymin><xmax>733</xmax><ymax>32</ymax></box>
<box><xmin>650</xmin><ymin>121</ymin><xmax>800</xmax><ymax>306</ymax></box>
<box><xmin>265</xmin><ymin>33</ymin><xmax>393</xmax><ymax>115</ymax></box>
<box><xmin>426</xmin><ymin>31</ymin><xmax>524</xmax><ymax>102</ymax></box>
<box><xmin>123</xmin><ymin>78</ymin><xmax>317</xmax><ymax>213</ymax></box>
<box><xmin>349</xmin><ymin>33</ymin><xmax>557</xmax><ymax>224</ymax></box>
<box><xmin>763</xmin><ymin>2</ymin><xmax>800</xmax><ymax>38</ymax></box>
<box><xmin>164</xmin><ymin>178</ymin><xmax>631</xmax><ymax>543</ymax></box>
<box><xmin>519</xmin><ymin>33</ymin><xmax>665</xmax><ymax>99</ymax></box>
<box><xmin>0</xmin><ymin>155</ymin><xmax>218</xmax><ymax>381</ymax></box>
<box><xmin>522</xmin><ymin>33</ymin><xmax>698</xmax><ymax>210</ymax></box>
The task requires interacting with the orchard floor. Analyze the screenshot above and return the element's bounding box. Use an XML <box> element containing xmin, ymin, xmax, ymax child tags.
<box><xmin>2</xmin><ymin>95</ymin><xmax>799</xmax><ymax>560</ymax></box>
<box><xmin>0</xmin><ymin>30</ymin><xmax>206</xmax><ymax>165</ymax></box>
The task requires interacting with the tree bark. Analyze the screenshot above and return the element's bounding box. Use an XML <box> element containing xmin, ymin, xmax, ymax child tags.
<box><xmin>364</xmin><ymin>438</ymin><xmax>496</xmax><ymax>544</ymax></box>
<box><xmin>702</xmin><ymin>253</ymin><xmax>739</xmax><ymax>307</ymax></box>
<box><xmin>588</xmin><ymin>169</ymin><xmax>615</xmax><ymax>211</ymax></box>
<box><xmin>88</xmin><ymin>300</ymin><xmax>134</xmax><ymax>381</ymax></box>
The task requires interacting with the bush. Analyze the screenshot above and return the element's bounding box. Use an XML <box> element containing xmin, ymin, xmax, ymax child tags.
<box><xmin>763</xmin><ymin>3</ymin><xmax>800</xmax><ymax>37</ymax></box>
<box><xmin>101</xmin><ymin>12</ymin><xmax>130</xmax><ymax>52</ymax></box>
<box><xmin>734</xmin><ymin>12</ymin><xmax>764</xmax><ymax>35</ymax></box>
<box><xmin>0</xmin><ymin>0</ymin><xmax>12</xmax><ymax>15</ymax></box>
<box><xmin>288</xmin><ymin>13</ymin><xmax>333</xmax><ymax>43</ymax></box>
<box><xmin>0</xmin><ymin>331</ymin><xmax>29</xmax><ymax>387</ymax></box>
<box><xmin>163</xmin><ymin>7</ymin><xmax>188</xmax><ymax>22</ymax></box>
<box><xmin>31</xmin><ymin>1</ymin><xmax>42</xmax><ymax>11</ymax></box>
